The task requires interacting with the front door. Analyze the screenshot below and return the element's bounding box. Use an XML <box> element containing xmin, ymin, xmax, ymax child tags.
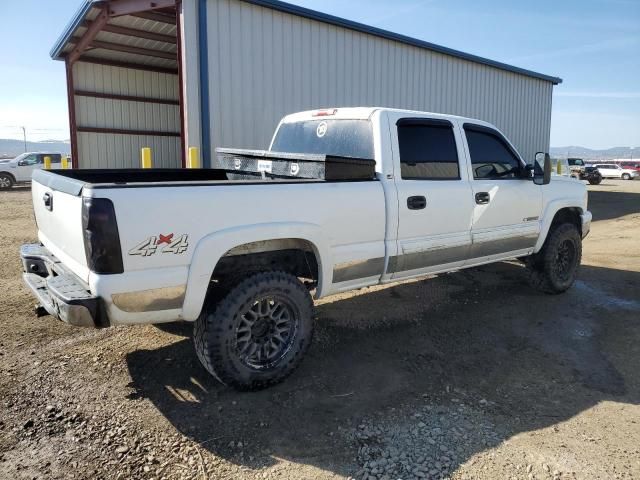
<box><xmin>390</xmin><ymin>114</ymin><xmax>474</xmax><ymax>279</ymax></box>
<box><xmin>14</xmin><ymin>154</ymin><xmax>40</xmax><ymax>181</ymax></box>
<box><xmin>462</xmin><ymin>123</ymin><xmax>543</xmax><ymax>260</ymax></box>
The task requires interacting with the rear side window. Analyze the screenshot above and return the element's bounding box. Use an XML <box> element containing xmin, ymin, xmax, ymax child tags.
<box><xmin>271</xmin><ymin>119</ymin><xmax>374</xmax><ymax>159</ymax></box>
<box><xmin>397</xmin><ymin>119</ymin><xmax>460</xmax><ymax>180</ymax></box>
<box><xmin>464</xmin><ymin>125</ymin><xmax>522</xmax><ymax>180</ymax></box>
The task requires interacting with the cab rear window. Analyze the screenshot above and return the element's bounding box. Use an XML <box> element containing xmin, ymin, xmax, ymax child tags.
<box><xmin>271</xmin><ymin>120</ymin><xmax>374</xmax><ymax>159</ymax></box>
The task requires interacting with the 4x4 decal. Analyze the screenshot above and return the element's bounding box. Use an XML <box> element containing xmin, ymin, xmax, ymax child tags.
<box><xmin>129</xmin><ymin>234</ymin><xmax>189</xmax><ymax>256</ymax></box>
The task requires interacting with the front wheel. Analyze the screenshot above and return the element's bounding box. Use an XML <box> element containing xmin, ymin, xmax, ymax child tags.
<box><xmin>588</xmin><ymin>177</ymin><xmax>602</xmax><ymax>185</ymax></box>
<box><xmin>0</xmin><ymin>174</ymin><xmax>14</xmax><ymax>190</ymax></box>
<box><xmin>526</xmin><ymin>223</ymin><xmax>582</xmax><ymax>294</ymax></box>
<box><xmin>622</xmin><ymin>173</ymin><xmax>631</xmax><ymax>180</ymax></box>
<box><xmin>194</xmin><ymin>271</ymin><xmax>314</xmax><ymax>390</ymax></box>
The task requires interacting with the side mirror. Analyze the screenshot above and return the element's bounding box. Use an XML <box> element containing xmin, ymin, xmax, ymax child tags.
<box><xmin>533</xmin><ymin>152</ymin><xmax>552</xmax><ymax>185</ymax></box>
<box><xmin>17</xmin><ymin>160</ymin><xmax>26</xmax><ymax>166</ymax></box>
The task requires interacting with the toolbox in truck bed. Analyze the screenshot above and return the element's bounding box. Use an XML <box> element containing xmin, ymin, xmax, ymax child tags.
<box><xmin>216</xmin><ymin>148</ymin><xmax>376</xmax><ymax>181</ymax></box>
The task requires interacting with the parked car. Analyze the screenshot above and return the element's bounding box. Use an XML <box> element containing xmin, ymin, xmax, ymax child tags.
<box><xmin>592</xmin><ymin>163</ymin><xmax>638</xmax><ymax>180</ymax></box>
<box><xmin>616</xmin><ymin>161</ymin><xmax>640</xmax><ymax>172</ymax></box>
<box><xmin>20</xmin><ymin>107</ymin><xmax>591</xmax><ymax>390</ymax></box>
<box><xmin>581</xmin><ymin>166</ymin><xmax>603</xmax><ymax>185</ymax></box>
<box><xmin>0</xmin><ymin>152</ymin><xmax>64</xmax><ymax>189</ymax></box>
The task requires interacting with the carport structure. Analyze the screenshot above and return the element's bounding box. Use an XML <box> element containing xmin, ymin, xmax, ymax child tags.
<box><xmin>51</xmin><ymin>0</ymin><xmax>186</xmax><ymax>169</ymax></box>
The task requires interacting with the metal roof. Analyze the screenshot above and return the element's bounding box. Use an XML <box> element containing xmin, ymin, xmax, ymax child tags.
<box><xmin>51</xmin><ymin>0</ymin><xmax>561</xmax><ymax>84</ymax></box>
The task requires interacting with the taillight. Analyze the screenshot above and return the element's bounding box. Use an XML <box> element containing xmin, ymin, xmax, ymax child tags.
<box><xmin>312</xmin><ymin>109</ymin><xmax>338</xmax><ymax>117</ymax></box>
<box><xmin>82</xmin><ymin>197</ymin><xmax>124</xmax><ymax>274</ymax></box>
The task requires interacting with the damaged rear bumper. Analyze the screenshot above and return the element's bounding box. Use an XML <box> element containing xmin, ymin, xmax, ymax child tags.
<box><xmin>20</xmin><ymin>243</ymin><xmax>107</xmax><ymax>328</ymax></box>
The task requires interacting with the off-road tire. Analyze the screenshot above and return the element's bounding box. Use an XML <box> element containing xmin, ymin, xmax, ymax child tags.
<box><xmin>0</xmin><ymin>173</ymin><xmax>14</xmax><ymax>190</ymax></box>
<box><xmin>622</xmin><ymin>173</ymin><xmax>631</xmax><ymax>180</ymax></box>
<box><xmin>588</xmin><ymin>177</ymin><xmax>602</xmax><ymax>185</ymax></box>
<box><xmin>193</xmin><ymin>271</ymin><xmax>314</xmax><ymax>391</ymax></box>
<box><xmin>526</xmin><ymin>223</ymin><xmax>582</xmax><ymax>294</ymax></box>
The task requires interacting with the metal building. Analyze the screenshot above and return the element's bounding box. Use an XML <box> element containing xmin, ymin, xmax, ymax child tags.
<box><xmin>51</xmin><ymin>0</ymin><xmax>562</xmax><ymax>169</ymax></box>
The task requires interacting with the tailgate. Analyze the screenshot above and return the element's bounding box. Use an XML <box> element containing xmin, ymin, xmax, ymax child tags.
<box><xmin>31</xmin><ymin>171</ymin><xmax>89</xmax><ymax>282</ymax></box>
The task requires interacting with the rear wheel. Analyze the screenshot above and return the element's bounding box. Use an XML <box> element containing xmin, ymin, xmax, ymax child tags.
<box><xmin>622</xmin><ymin>173</ymin><xmax>631</xmax><ymax>180</ymax></box>
<box><xmin>0</xmin><ymin>174</ymin><xmax>14</xmax><ymax>190</ymax></box>
<box><xmin>526</xmin><ymin>223</ymin><xmax>582</xmax><ymax>294</ymax></box>
<box><xmin>194</xmin><ymin>270</ymin><xmax>314</xmax><ymax>390</ymax></box>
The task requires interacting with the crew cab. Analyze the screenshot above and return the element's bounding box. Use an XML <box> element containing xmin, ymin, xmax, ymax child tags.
<box><xmin>0</xmin><ymin>152</ymin><xmax>65</xmax><ymax>189</ymax></box>
<box><xmin>21</xmin><ymin>108</ymin><xmax>591</xmax><ymax>390</ymax></box>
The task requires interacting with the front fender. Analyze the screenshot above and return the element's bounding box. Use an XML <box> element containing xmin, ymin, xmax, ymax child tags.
<box><xmin>534</xmin><ymin>198</ymin><xmax>584</xmax><ymax>252</ymax></box>
<box><xmin>181</xmin><ymin>222</ymin><xmax>330</xmax><ymax>321</ymax></box>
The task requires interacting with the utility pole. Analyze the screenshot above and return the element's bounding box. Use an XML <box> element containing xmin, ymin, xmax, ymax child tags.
<box><xmin>21</xmin><ymin>126</ymin><xmax>27</xmax><ymax>152</ymax></box>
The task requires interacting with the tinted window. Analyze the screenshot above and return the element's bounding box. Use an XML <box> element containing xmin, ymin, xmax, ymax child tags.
<box><xmin>271</xmin><ymin>120</ymin><xmax>374</xmax><ymax>159</ymax></box>
<box><xmin>397</xmin><ymin>121</ymin><xmax>459</xmax><ymax>180</ymax></box>
<box><xmin>465</xmin><ymin>126</ymin><xmax>521</xmax><ymax>179</ymax></box>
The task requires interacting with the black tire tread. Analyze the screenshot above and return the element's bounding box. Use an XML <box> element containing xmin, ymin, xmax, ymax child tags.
<box><xmin>526</xmin><ymin>223</ymin><xmax>582</xmax><ymax>294</ymax></box>
<box><xmin>193</xmin><ymin>270</ymin><xmax>313</xmax><ymax>391</ymax></box>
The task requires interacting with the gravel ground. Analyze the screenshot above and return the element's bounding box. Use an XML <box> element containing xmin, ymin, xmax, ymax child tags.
<box><xmin>1</xmin><ymin>180</ymin><xmax>639</xmax><ymax>480</ymax></box>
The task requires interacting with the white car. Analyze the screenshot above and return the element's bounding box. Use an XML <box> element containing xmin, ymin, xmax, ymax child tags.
<box><xmin>21</xmin><ymin>107</ymin><xmax>591</xmax><ymax>390</ymax></box>
<box><xmin>592</xmin><ymin>163</ymin><xmax>638</xmax><ymax>180</ymax></box>
<box><xmin>0</xmin><ymin>152</ymin><xmax>65</xmax><ymax>189</ymax></box>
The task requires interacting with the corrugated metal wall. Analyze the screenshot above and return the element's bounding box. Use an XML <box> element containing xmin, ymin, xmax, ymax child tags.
<box><xmin>73</xmin><ymin>62</ymin><xmax>181</xmax><ymax>168</ymax></box>
<box><xmin>204</xmin><ymin>0</ymin><xmax>553</xmax><ymax>164</ymax></box>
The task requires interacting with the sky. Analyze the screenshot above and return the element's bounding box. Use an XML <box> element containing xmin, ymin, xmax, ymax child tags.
<box><xmin>0</xmin><ymin>0</ymin><xmax>638</xmax><ymax>149</ymax></box>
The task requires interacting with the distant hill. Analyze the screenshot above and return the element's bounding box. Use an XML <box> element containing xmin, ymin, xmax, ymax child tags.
<box><xmin>550</xmin><ymin>146</ymin><xmax>639</xmax><ymax>161</ymax></box>
<box><xmin>0</xmin><ymin>139</ymin><xmax>71</xmax><ymax>159</ymax></box>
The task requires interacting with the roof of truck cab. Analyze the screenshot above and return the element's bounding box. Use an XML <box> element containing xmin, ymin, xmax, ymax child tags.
<box><xmin>282</xmin><ymin>107</ymin><xmax>495</xmax><ymax>127</ymax></box>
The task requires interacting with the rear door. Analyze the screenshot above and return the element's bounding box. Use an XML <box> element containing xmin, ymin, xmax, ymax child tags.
<box><xmin>462</xmin><ymin>123</ymin><xmax>542</xmax><ymax>260</ymax></box>
<box><xmin>389</xmin><ymin>114</ymin><xmax>474</xmax><ymax>278</ymax></box>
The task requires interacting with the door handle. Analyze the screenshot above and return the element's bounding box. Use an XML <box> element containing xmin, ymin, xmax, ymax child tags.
<box><xmin>407</xmin><ymin>195</ymin><xmax>427</xmax><ymax>210</ymax></box>
<box><xmin>43</xmin><ymin>193</ymin><xmax>53</xmax><ymax>211</ymax></box>
<box><xmin>475</xmin><ymin>192</ymin><xmax>490</xmax><ymax>205</ymax></box>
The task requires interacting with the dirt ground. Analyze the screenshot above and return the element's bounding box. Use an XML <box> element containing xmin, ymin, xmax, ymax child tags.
<box><xmin>1</xmin><ymin>179</ymin><xmax>639</xmax><ymax>480</ymax></box>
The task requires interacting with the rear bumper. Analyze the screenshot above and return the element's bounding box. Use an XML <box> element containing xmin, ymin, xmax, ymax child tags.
<box><xmin>581</xmin><ymin>211</ymin><xmax>592</xmax><ymax>239</ymax></box>
<box><xmin>20</xmin><ymin>244</ymin><xmax>107</xmax><ymax>328</ymax></box>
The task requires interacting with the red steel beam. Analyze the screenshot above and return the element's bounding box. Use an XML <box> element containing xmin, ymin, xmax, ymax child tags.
<box><xmin>77</xmin><ymin>56</ymin><xmax>178</xmax><ymax>74</ymax></box>
<box><xmin>74</xmin><ymin>90</ymin><xmax>179</xmax><ymax>105</ymax></box>
<box><xmin>77</xmin><ymin>126</ymin><xmax>181</xmax><ymax>137</ymax></box>
<box><xmin>80</xmin><ymin>21</ymin><xmax>177</xmax><ymax>44</ymax></box>
<box><xmin>129</xmin><ymin>11</ymin><xmax>177</xmax><ymax>24</ymax></box>
<box><xmin>65</xmin><ymin>60</ymin><xmax>79</xmax><ymax>168</ymax></box>
<box><xmin>175</xmin><ymin>0</ymin><xmax>186</xmax><ymax>168</ymax></box>
<box><xmin>108</xmin><ymin>0</ymin><xmax>176</xmax><ymax>17</ymax></box>
<box><xmin>69</xmin><ymin>37</ymin><xmax>177</xmax><ymax>60</ymax></box>
<box><xmin>68</xmin><ymin>5</ymin><xmax>110</xmax><ymax>64</ymax></box>
<box><xmin>90</xmin><ymin>39</ymin><xmax>176</xmax><ymax>60</ymax></box>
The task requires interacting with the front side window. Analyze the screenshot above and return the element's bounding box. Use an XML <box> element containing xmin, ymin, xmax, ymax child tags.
<box><xmin>397</xmin><ymin>119</ymin><xmax>460</xmax><ymax>180</ymax></box>
<box><xmin>464</xmin><ymin>125</ymin><xmax>522</xmax><ymax>180</ymax></box>
<box><xmin>20</xmin><ymin>154</ymin><xmax>38</xmax><ymax>166</ymax></box>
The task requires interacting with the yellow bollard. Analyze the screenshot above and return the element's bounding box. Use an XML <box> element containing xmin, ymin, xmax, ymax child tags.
<box><xmin>557</xmin><ymin>160</ymin><xmax>562</xmax><ymax>175</ymax></box>
<box><xmin>62</xmin><ymin>156</ymin><xmax>69</xmax><ymax>169</ymax></box>
<box><xmin>188</xmin><ymin>147</ymin><xmax>200</xmax><ymax>169</ymax></box>
<box><xmin>141</xmin><ymin>148</ymin><xmax>152</xmax><ymax>169</ymax></box>
<box><xmin>43</xmin><ymin>156</ymin><xmax>51</xmax><ymax>170</ymax></box>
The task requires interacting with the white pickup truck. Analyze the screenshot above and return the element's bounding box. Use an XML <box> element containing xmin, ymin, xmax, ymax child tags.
<box><xmin>21</xmin><ymin>108</ymin><xmax>591</xmax><ymax>390</ymax></box>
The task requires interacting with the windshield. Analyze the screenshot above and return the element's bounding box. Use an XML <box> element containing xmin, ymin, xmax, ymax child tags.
<box><xmin>271</xmin><ymin>119</ymin><xmax>374</xmax><ymax>159</ymax></box>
